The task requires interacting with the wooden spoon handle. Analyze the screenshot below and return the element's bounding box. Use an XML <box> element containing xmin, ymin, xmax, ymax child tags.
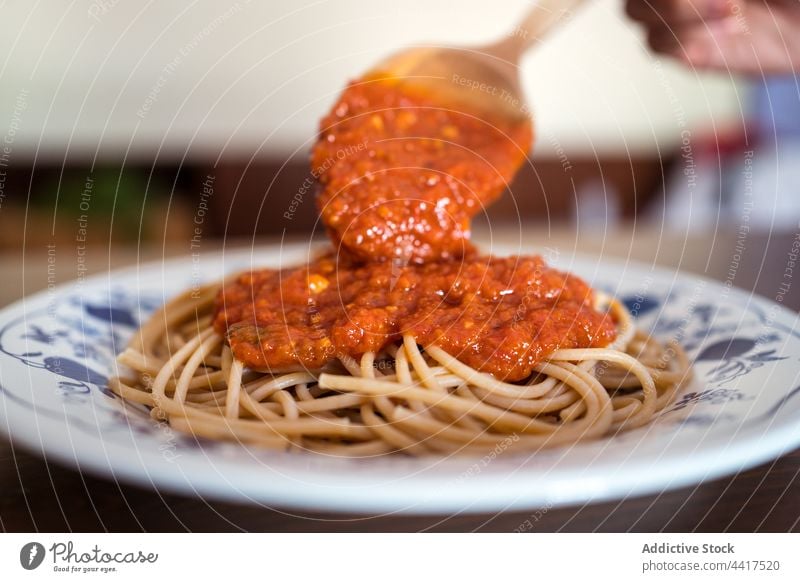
<box><xmin>486</xmin><ymin>0</ymin><xmax>587</xmax><ymax>63</ymax></box>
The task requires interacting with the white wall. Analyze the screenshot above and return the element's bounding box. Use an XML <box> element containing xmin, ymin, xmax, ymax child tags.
<box><xmin>0</xmin><ymin>0</ymin><xmax>746</xmax><ymax>163</ymax></box>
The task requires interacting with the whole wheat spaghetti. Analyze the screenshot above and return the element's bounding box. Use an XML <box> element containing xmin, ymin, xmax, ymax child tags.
<box><xmin>110</xmin><ymin>281</ymin><xmax>691</xmax><ymax>457</ymax></box>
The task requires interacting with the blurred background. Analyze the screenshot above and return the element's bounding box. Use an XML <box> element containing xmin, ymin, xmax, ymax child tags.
<box><xmin>0</xmin><ymin>0</ymin><xmax>795</xmax><ymax>252</ymax></box>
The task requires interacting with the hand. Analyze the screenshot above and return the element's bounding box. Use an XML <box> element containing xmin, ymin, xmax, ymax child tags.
<box><xmin>625</xmin><ymin>0</ymin><xmax>800</xmax><ymax>74</ymax></box>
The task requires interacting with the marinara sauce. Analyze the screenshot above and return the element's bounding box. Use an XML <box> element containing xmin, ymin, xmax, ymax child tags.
<box><xmin>214</xmin><ymin>252</ymin><xmax>615</xmax><ymax>382</ymax></box>
<box><xmin>313</xmin><ymin>78</ymin><xmax>532</xmax><ymax>263</ymax></box>
<box><xmin>213</xmin><ymin>79</ymin><xmax>616</xmax><ymax>380</ymax></box>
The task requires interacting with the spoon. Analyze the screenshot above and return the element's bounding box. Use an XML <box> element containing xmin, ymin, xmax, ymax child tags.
<box><xmin>368</xmin><ymin>0</ymin><xmax>586</xmax><ymax>122</ymax></box>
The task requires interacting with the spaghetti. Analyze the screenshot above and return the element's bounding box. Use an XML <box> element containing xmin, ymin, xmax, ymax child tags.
<box><xmin>110</xmin><ymin>76</ymin><xmax>692</xmax><ymax>457</ymax></box>
<box><xmin>110</xmin><ymin>278</ymin><xmax>691</xmax><ymax>456</ymax></box>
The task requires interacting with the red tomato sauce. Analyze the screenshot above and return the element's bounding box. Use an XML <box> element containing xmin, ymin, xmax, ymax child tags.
<box><xmin>213</xmin><ymin>252</ymin><xmax>616</xmax><ymax>381</ymax></box>
<box><xmin>212</xmin><ymin>79</ymin><xmax>616</xmax><ymax>380</ymax></box>
<box><xmin>313</xmin><ymin>79</ymin><xmax>533</xmax><ymax>263</ymax></box>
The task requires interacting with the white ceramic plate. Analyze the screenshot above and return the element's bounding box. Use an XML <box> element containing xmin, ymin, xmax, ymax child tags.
<box><xmin>1</xmin><ymin>243</ymin><xmax>799</xmax><ymax>514</ymax></box>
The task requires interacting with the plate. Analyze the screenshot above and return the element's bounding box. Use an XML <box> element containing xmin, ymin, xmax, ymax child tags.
<box><xmin>1</xmin><ymin>242</ymin><xmax>799</xmax><ymax>514</ymax></box>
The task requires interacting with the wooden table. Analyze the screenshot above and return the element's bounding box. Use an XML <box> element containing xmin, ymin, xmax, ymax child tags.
<box><xmin>2</xmin><ymin>226</ymin><xmax>799</xmax><ymax>532</ymax></box>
